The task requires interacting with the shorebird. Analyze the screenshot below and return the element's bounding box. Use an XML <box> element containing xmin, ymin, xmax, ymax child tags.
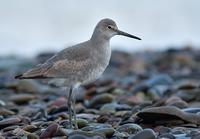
<box><xmin>15</xmin><ymin>18</ymin><xmax>141</xmax><ymax>129</ymax></box>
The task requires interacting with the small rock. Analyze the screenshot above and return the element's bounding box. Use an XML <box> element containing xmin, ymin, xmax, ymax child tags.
<box><xmin>49</xmin><ymin>97</ymin><xmax>67</xmax><ymax>107</ymax></box>
<box><xmin>27</xmin><ymin>133</ymin><xmax>39</xmax><ymax>139</ymax></box>
<box><xmin>159</xmin><ymin>133</ymin><xmax>175</xmax><ymax>139</ymax></box>
<box><xmin>23</xmin><ymin>125</ymin><xmax>38</xmax><ymax>132</ymax></box>
<box><xmin>89</xmin><ymin>93</ymin><xmax>114</xmax><ymax>108</ymax></box>
<box><xmin>154</xmin><ymin>126</ymin><xmax>171</xmax><ymax>134</ymax></box>
<box><xmin>128</xmin><ymin>129</ymin><xmax>156</xmax><ymax>139</ymax></box>
<box><xmin>0</xmin><ymin>108</ymin><xmax>15</xmax><ymax>116</ymax></box>
<box><xmin>40</xmin><ymin>123</ymin><xmax>59</xmax><ymax>139</ymax></box>
<box><xmin>6</xmin><ymin>80</ymin><xmax>49</xmax><ymax>94</ymax></box>
<box><xmin>117</xmin><ymin>124</ymin><xmax>142</xmax><ymax>135</ymax></box>
<box><xmin>10</xmin><ymin>94</ymin><xmax>36</xmax><ymax>105</ymax></box>
<box><xmin>0</xmin><ymin>117</ymin><xmax>21</xmax><ymax>129</ymax></box>
<box><xmin>76</xmin><ymin>118</ymin><xmax>89</xmax><ymax>128</ymax></box>
<box><xmin>82</xmin><ymin>123</ymin><xmax>112</xmax><ymax>131</ymax></box>
<box><xmin>93</xmin><ymin>128</ymin><xmax>115</xmax><ymax>138</ymax></box>
<box><xmin>137</xmin><ymin>106</ymin><xmax>200</xmax><ymax>125</ymax></box>
<box><xmin>176</xmin><ymin>89</ymin><xmax>200</xmax><ymax>102</ymax></box>
<box><xmin>165</xmin><ymin>96</ymin><xmax>188</xmax><ymax>109</ymax></box>
<box><xmin>68</xmin><ymin>130</ymin><xmax>105</xmax><ymax>139</ymax></box>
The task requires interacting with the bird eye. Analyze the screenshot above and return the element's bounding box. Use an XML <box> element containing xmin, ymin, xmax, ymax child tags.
<box><xmin>107</xmin><ymin>25</ymin><xmax>112</xmax><ymax>29</ymax></box>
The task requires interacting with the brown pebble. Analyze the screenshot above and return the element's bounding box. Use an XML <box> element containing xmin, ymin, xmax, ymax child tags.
<box><xmin>40</xmin><ymin>123</ymin><xmax>59</xmax><ymax>139</ymax></box>
<box><xmin>0</xmin><ymin>117</ymin><xmax>21</xmax><ymax>128</ymax></box>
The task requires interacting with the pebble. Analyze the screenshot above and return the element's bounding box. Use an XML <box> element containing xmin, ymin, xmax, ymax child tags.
<box><xmin>40</xmin><ymin>123</ymin><xmax>59</xmax><ymax>139</ymax></box>
<box><xmin>128</xmin><ymin>129</ymin><xmax>156</xmax><ymax>139</ymax></box>
<box><xmin>0</xmin><ymin>117</ymin><xmax>21</xmax><ymax>129</ymax></box>
<box><xmin>137</xmin><ymin>106</ymin><xmax>200</xmax><ymax>125</ymax></box>
<box><xmin>10</xmin><ymin>94</ymin><xmax>36</xmax><ymax>104</ymax></box>
<box><xmin>93</xmin><ymin>128</ymin><xmax>115</xmax><ymax>138</ymax></box>
<box><xmin>116</xmin><ymin>123</ymin><xmax>143</xmax><ymax>135</ymax></box>
<box><xmin>159</xmin><ymin>133</ymin><xmax>176</xmax><ymax>139</ymax></box>
<box><xmin>68</xmin><ymin>130</ymin><xmax>105</xmax><ymax>139</ymax></box>
<box><xmin>89</xmin><ymin>93</ymin><xmax>114</xmax><ymax>108</ymax></box>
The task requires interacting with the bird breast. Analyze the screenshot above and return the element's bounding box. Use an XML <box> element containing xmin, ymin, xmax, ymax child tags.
<box><xmin>82</xmin><ymin>42</ymin><xmax>111</xmax><ymax>83</ymax></box>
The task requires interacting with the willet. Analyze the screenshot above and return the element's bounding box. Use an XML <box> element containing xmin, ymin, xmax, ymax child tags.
<box><xmin>15</xmin><ymin>18</ymin><xmax>141</xmax><ymax>129</ymax></box>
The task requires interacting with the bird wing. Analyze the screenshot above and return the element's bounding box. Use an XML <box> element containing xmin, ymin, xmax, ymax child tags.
<box><xmin>16</xmin><ymin>41</ymin><xmax>93</xmax><ymax>79</ymax></box>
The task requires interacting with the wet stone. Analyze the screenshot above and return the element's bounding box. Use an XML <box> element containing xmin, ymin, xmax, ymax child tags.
<box><xmin>81</xmin><ymin>123</ymin><xmax>112</xmax><ymax>131</ymax></box>
<box><xmin>93</xmin><ymin>128</ymin><xmax>115</xmax><ymax>138</ymax></box>
<box><xmin>68</xmin><ymin>130</ymin><xmax>105</xmax><ymax>139</ymax></box>
<box><xmin>40</xmin><ymin>123</ymin><xmax>59</xmax><ymax>139</ymax></box>
<box><xmin>116</xmin><ymin>123</ymin><xmax>143</xmax><ymax>135</ymax></box>
<box><xmin>10</xmin><ymin>94</ymin><xmax>36</xmax><ymax>105</ymax></box>
<box><xmin>128</xmin><ymin>129</ymin><xmax>156</xmax><ymax>139</ymax></box>
<box><xmin>0</xmin><ymin>117</ymin><xmax>21</xmax><ymax>129</ymax></box>
<box><xmin>27</xmin><ymin>133</ymin><xmax>39</xmax><ymax>139</ymax></box>
<box><xmin>154</xmin><ymin>126</ymin><xmax>171</xmax><ymax>134</ymax></box>
<box><xmin>165</xmin><ymin>96</ymin><xmax>188</xmax><ymax>109</ymax></box>
<box><xmin>137</xmin><ymin>106</ymin><xmax>200</xmax><ymax>125</ymax></box>
<box><xmin>159</xmin><ymin>133</ymin><xmax>175</xmax><ymax>139</ymax></box>
<box><xmin>89</xmin><ymin>93</ymin><xmax>114</xmax><ymax>108</ymax></box>
<box><xmin>5</xmin><ymin>80</ymin><xmax>49</xmax><ymax>94</ymax></box>
<box><xmin>0</xmin><ymin>108</ymin><xmax>15</xmax><ymax>116</ymax></box>
<box><xmin>76</xmin><ymin>118</ymin><xmax>89</xmax><ymax>128</ymax></box>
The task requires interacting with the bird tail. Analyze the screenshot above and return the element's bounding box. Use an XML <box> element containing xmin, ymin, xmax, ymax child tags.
<box><xmin>15</xmin><ymin>74</ymin><xmax>47</xmax><ymax>79</ymax></box>
<box><xmin>15</xmin><ymin>65</ymin><xmax>50</xmax><ymax>79</ymax></box>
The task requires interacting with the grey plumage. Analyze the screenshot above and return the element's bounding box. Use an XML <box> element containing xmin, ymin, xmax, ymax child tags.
<box><xmin>15</xmin><ymin>18</ymin><xmax>141</xmax><ymax>129</ymax></box>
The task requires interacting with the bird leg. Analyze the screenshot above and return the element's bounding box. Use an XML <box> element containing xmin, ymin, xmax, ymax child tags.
<box><xmin>72</xmin><ymin>89</ymin><xmax>78</xmax><ymax>129</ymax></box>
<box><xmin>68</xmin><ymin>87</ymin><xmax>73</xmax><ymax>129</ymax></box>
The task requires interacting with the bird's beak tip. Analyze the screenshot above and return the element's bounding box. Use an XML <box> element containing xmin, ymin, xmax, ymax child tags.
<box><xmin>116</xmin><ymin>29</ymin><xmax>142</xmax><ymax>41</ymax></box>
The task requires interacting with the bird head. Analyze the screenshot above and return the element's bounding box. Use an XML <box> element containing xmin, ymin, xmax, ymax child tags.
<box><xmin>92</xmin><ymin>18</ymin><xmax>141</xmax><ymax>41</ymax></box>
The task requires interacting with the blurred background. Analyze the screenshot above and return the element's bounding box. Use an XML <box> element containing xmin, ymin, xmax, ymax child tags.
<box><xmin>0</xmin><ymin>0</ymin><xmax>200</xmax><ymax>57</ymax></box>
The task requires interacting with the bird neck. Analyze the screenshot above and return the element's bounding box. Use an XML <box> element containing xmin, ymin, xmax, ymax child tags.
<box><xmin>90</xmin><ymin>35</ymin><xmax>110</xmax><ymax>50</ymax></box>
<box><xmin>91</xmin><ymin>28</ymin><xmax>111</xmax><ymax>43</ymax></box>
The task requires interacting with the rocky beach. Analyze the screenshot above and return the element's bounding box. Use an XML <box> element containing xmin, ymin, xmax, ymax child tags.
<box><xmin>1</xmin><ymin>47</ymin><xmax>200</xmax><ymax>139</ymax></box>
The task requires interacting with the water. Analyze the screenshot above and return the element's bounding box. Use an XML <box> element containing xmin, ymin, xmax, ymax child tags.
<box><xmin>0</xmin><ymin>0</ymin><xmax>200</xmax><ymax>57</ymax></box>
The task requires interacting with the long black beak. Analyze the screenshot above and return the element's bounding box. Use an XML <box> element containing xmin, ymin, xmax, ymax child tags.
<box><xmin>116</xmin><ymin>29</ymin><xmax>141</xmax><ymax>40</ymax></box>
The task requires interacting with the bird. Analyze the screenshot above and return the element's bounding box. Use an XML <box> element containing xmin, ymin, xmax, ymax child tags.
<box><xmin>15</xmin><ymin>18</ymin><xmax>141</xmax><ymax>129</ymax></box>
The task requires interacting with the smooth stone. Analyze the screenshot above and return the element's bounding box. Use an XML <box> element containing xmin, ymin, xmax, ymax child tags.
<box><xmin>176</xmin><ymin>89</ymin><xmax>200</xmax><ymax>102</ymax></box>
<box><xmin>40</xmin><ymin>123</ymin><xmax>59</xmax><ymax>139</ymax></box>
<box><xmin>192</xmin><ymin>133</ymin><xmax>200</xmax><ymax>139</ymax></box>
<box><xmin>100</xmin><ymin>103</ymin><xmax>131</xmax><ymax>113</ymax></box>
<box><xmin>131</xmin><ymin>74</ymin><xmax>173</xmax><ymax>94</ymax></box>
<box><xmin>137</xmin><ymin>106</ymin><xmax>200</xmax><ymax>125</ymax></box>
<box><xmin>100</xmin><ymin>103</ymin><xmax>116</xmax><ymax>113</ymax></box>
<box><xmin>89</xmin><ymin>93</ymin><xmax>114</xmax><ymax>108</ymax></box>
<box><xmin>0</xmin><ymin>117</ymin><xmax>21</xmax><ymax>128</ymax></box>
<box><xmin>165</xmin><ymin>96</ymin><xmax>188</xmax><ymax>109</ymax></box>
<box><xmin>0</xmin><ymin>108</ymin><xmax>15</xmax><ymax>116</ymax></box>
<box><xmin>76</xmin><ymin>118</ymin><xmax>89</xmax><ymax>128</ymax></box>
<box><xmin>49</xmin><ymin>97</ymin><xmax>67</xmax><ymax>107</ymax></box>
<box><xmin>23</xmin><ymin>125</ymin><xmax>38</xmax><ymax>132</ymax></box>
<box><xmin>174</xmin><ymin>80</ymin><xmax>199</xmax><ymax>90</ymax></box>
<box><xmin>0</xmin><ymin>100</ymin><xmax>5</xmax><ymax>106</ymax></box>
<box><xmin>68</xmin><ymin>130</ymin><xmax>105</xmax><ymax>139</ymax></box>
<box><xmin>159</xmin><ymin>133</ymin><xmax>175</xmax><ymax>139</ymax></box>
<box><xmin>112</xmin><ymin>88</ymin><xmax>126</xmax><ymax>95</ymax></box>
<box><xmin>81</xmin><ymin>123</ymin><xmax>112</xmax><ymax>131</ymax></box>
<box><xmin>27</xmin><ymin>133</ymin><xmax>39</xmax><ymax>139</ymax></box>
<box><xmin>183</xmin><ymin>108</ymin><xmax>200</xmax><ymax>114</ymax></box>
<box><xmin>154</xmin><ymin>126</ymin><xmax>171</xmax><ymax>134</ymax></box>
<box><xmin>5</xmin><ymin>80</ymin><xmax>50</xmax><ymax>94</ymax></box>
<box><xmin>77</xmin><ymin>113</ymin><xmax>98</xmax><ymax>121</ymax></box>
<box><xmin>10</xmin><ymin>94</ymin><xmax>36</xmax><ymax>104</ymax></box>
<box><xmin>93</xmin><ymin>128</ymin><xmax>115</xmax><ymax>138</ymax></box>
<box><xmin>116</xmin><ymin>124</ymin><xmax>142</xmax><ymax>135</ymax></box>
<box><xmin>13</xmin><ymin>127</ymin><xmax>29</xmax><ymax>136</ymax></box>
<box><xmin>128</xmin><ymin>129</ymin><xmax>156</xmax><ymax>139</ymax></box>
<box><xmin>48</xmin><ymin>105</ymin><xmax>68</xmax><ymax>115</ymax></box>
